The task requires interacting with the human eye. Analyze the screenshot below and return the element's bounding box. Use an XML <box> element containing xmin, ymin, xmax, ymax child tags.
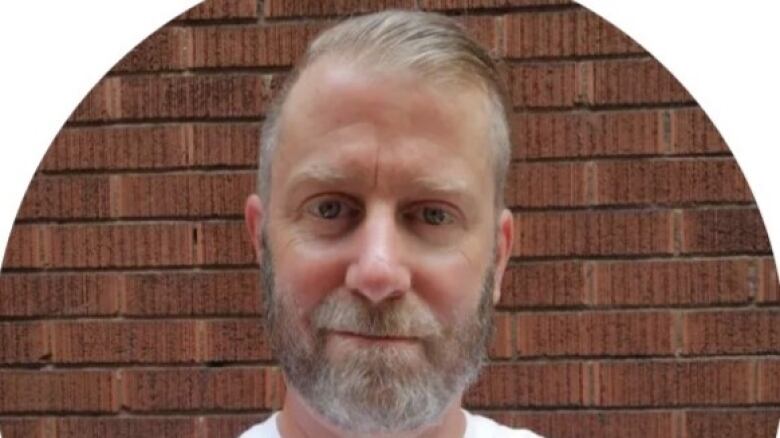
<box><xmin>303</xmin><ymin>195</ymin><xmax>360</xmax><ymax>234</ymax></box>
<box><xmin>306</xmin><ymin>198</ymin><xmax>343</xmax><ymax>220</ymax></box>
<box><xmin>417</xmin><ymin>206</ymin><xmax>455</xmax><ymax>226</ymax></box>
<box><xmin>403</xmin><ymin>203</ymin><xmax>463</xmax><ymax>245</ymax></box>
<box><xmin>304</xmin><ymin>196</ymin><xmax>359</xmax><ymax>221</ymax></box>
<box><xmin>404</xmin><ymin>203</ymin><xmax>461</xmax><ymax>228</ymax></box>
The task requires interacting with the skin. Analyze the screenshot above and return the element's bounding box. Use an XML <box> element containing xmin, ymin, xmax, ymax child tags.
<box><xmin>244</xmin><ymin>57</ymin><xmax>514</xmax><ymax>438</ymax></box>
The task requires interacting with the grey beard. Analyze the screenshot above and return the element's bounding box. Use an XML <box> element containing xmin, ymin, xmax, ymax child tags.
<box><xmin>260</xmin><ymin>237</ymin><xmax>495</xmax><ymax>433</ymax></box>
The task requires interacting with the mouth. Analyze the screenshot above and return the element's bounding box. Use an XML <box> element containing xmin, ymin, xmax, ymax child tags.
<box><xmin>329</xmin><ymin>330</ymin><xmax>419</xmax><ymax>345</ymax></box>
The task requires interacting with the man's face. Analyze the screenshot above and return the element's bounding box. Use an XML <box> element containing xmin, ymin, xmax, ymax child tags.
<box><xmin>248</xmin><ymin>58</ymin><xmax>512</xmax><ymax>432</ymax></box>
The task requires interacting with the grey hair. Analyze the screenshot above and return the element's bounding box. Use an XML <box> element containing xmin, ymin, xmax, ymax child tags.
<box><xmin>257</xmin><ymin>9</ymin><xmax>511</xmax><ymax>210</ymax></box>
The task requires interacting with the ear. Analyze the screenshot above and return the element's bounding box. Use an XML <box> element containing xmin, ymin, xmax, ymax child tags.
<box><xmin>492</xmin><ymin>208</ymin><xmax>514</xmax><ymax>305</ymax></box>
<box><xmin>244</xmin><ymin>194</ymin><xmax>265</xmax><ymax>263</ymax></box>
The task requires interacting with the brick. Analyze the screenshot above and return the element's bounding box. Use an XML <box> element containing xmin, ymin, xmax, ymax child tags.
<box><xmin>43</xmin><ymin>123</ymin><xmax>259</xmax><ymax>172</ymax></box>
<box><xmin>0</xmin><ymin>323</ymin><xmax>48</xmax><ymax>364</ymax></box>
<box><xmin>264</xmin><ymin>0</ymin><xmax>415</xmax><ymax>18</ymax></box>
<box><xmin>119</xmin><ymin>74</ymin><xmax>266</xmax><ymax>120</ymax></box>
<box><xmin>505</xmin><ymin>10</ymin><xmax>643</xmax><ymax>59</ymax></box>
<box><xmin>490</xmin><ymin>411</ymin><xmax>675</xmax><ymax>438</ymax></box>
<box><xmin>489</xmin><ymin>312</ymin><xmax>513</xmax><ymax>359</ymax></box>
<box><xmin>198</xmin><ymin>221</ymin><xmax>256</xmax><ymax>265</ymax></box>
<box><xmin>681</xmin><ymin>208</ymin><xmax>770</xmax><ymax>255</ymax></box>
<box><xmin>685</xmin><ymin>410</ymin><xmax>780</xmax><ymax>438</ymax></box>
<box><xmin>201</xmin><ymin>320</ymin><xmax>273</xmax><ymax>362</ymax></box>
<box><xmin>589</xmin><ymin>59</ymin><xmax>693</xmax><ymax>106</ymax></box>
<box><xmin>516</xmin><ymin>311</ymin><xmax>673</xmax><ymax>357</ymax></box>
<box><xmin>0</xmin><ymin>273</ymin><xmax>119</xmax><ymax>317</ymax></box>
<box><xmin>191</xmin><ymin>24</ymin><xmax>323</xmax><ymax>68</ymax></box>
<box><xmin>265</xmin><ymin>73</ymin><xmax>289</xmax><ymax>103</ymax></box>
<box><xmin>683</xmin><ymin>310</ymin><xmax>780</xmax><ymax>355</ymax></box>
<box><xmin>594</xmin><ymin>159</ymin><xmax>752</xmax><ymax>206</ymax></box>
<box><xmin>201</xmin><ymin>415</ymin><xmax>269</xmax><ymax>438</ymax></box>
<box><xmin>506</xmin><ymin>162</ymin><xmax>588</xmax><ymax>208</ymax></box>
<box><xmin>113</xmin><ymin>27</ymin><xmax>190</xmax><ymax>72</ymax></box>
<box><xmin>758</xmin><ymin>360</ymin><xmax>780</xmax><ymax>403</ymax></box>
<box><xmin>70</xmin><ymin>75</ymin><xmax>266</xmax><ymax>122</ymax></box>
<box><xmin>43</xmin><ymin>125</ymin><xmax>188</xmax><ymax>171</ymax></box>
<box><xmin>13</xmin><ymin>223</ymin><xmax>196</xmax><ymax>269</ymax></box>
<box><xmin>191</xmin><ymin>123</ymin><xmax>260</xmax><ymax>167</ymax></box>
<box><xmin>758</xmin><ymin>258</ymin><xmax>780</xmax><ymax>303</ymax></box>
<box><xmin>464</xmin><ymin>362</ymin><xmax>585</xmax><ymax>407</ymax></box>
<box><xmin>122</xmin><ymin>270</ymin><xmax>261</xmax><ymax>316</ymax></box>
<box><xmin>513</xmin><ymin>210</ymin><xmax>673</xmax><ymax>257</ymax></box>
<box><xmin>122</xmin><ymin>368</ymin><xmax>279</xmax><ymax>412</ymax></box>
<box><xmin>573</xmin><ymin>10</ymin><xmax>644</xmax><ymax>57</ymax></box>
<box><xmin>499</xmin><ymin>261</ymin><xmax>587</xmax><ymax>308</ymax></box>
<box><xmin>670</xmin><ymin>107</ymin><xmax>729</xmax><ymax>155</ymax></box>
<box><xmin>179</xmin><ymin>0</ymin><xmax>258</xmax><ymax>20</ymax></box>
<box><xmin>52</xmin><ymin>321</ymin><xmax>198</xmax><ymax>364</ymax></box>
<box><xmin>505</xmin><ymin>11</ymin><xmax>576</xmax><ymax>58</ymax></box>
<box><xmin>114</xmin><ymin>172</ymin><xmax>254</xmax><ymax>218</ymax></box>
<box><xmin>510</xmin><ymin>63</ymin><xmax>577</xmax><ymax>108</ymax></box>
<box><xmin>2</xmin><ymin>226</ymin><xmax>44</xmax><ymax>269</ymax></box>
<box><xmin>18</xmin><ymin>175</ymin><xmax>111</xmax><ymax>220</ymax></box>
<box><xmin>592</xmin><ymin>259</ymin><xmax>753</xmax><ymax>307</ymax></box>
<box><xmin>56</xmin><ymin>417</ymin><xmax>198</xmax><ymax>438</ymax></box>
<box><xmin>511</xmin><ymin>110</ymin><xmax>662</xmax><ymax>160</ymax></box>
<box><xmin>457</xmin><ymin>16</ymin><xmax>499</xmax><ymax>54</ymax></box>
<box><xmin>0</xmin><ymin>371</ymin><xmax>117</xmax><ymax>413</ymax></box>
<box><xmin>420</xmin><ymin>0</ymin><xmax>573</xmax><ymax>10</ymax></box>
<box><xmin>0</xmin><ymin>419</ymin><xmax>54</xmax><ymax>438</ymax></box>
<box><xmin>593</xmin><ymin>360</ymin><xmax>753</xmax><ymax>406</ymax></box>
<box><xmin>70</xmin><ymin>77</ymin><xmax>120</xmax><ymax>121</ymax></box>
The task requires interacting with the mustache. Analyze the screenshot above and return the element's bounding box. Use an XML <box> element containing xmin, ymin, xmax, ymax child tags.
<box><xmin>311</xmin><ymin>291</ymin><xmax>442</xmax><ymax>339</ymax></box>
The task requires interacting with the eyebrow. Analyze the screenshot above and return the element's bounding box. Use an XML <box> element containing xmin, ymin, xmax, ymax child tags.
<box><xmin>284</xmin><ymin>164</ymin><xmax>477</xmax><ymax>209</ymax></box>
<box><xmin>288</xmin><ymin>167</ymin><xmax>469</xmax><ymax>192</ymax></box>
<box><xmin>286</xmin><ymin>165</ymin><xmax>361</xmax><ymax>191</ymax></box>
<box><xmin>407</xmin><ymin>176</ymin><xmax>470</xmax><ymax>197</ymax></box>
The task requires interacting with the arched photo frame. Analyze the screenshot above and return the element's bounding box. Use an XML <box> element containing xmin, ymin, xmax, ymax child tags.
<box><xmin>0</xmin><ymin>1</ymin><xmax>778</xmax><ymax>437</ymax></box>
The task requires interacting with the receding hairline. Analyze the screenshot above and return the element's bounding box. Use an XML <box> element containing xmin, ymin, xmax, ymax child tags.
<box><xmin>275</xmin><ymin>55</ymin><xmax>498</xmax><ymax>189</ymax></box>
<box><xmin>277</xmin><ymin>52</ymin><xmax>497</xmax><ymax>143</ymax></box>
<box><xmin>257</xmin><ymin>9</ymin><xmax>512</xmax><ymax>210</ymax></box>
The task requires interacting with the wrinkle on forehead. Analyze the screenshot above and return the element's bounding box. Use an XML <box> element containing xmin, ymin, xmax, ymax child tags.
<box><xmin>272</xmin><ymin>57</ymin><xmax>494</xmax><ymax>206</ymax></box>
<box><xmin>282</xmin><ymin>57</ymin><xmax>488</xmax><ymax>147</ymax></box>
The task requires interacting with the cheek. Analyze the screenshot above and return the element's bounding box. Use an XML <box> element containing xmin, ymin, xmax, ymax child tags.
<box><xmin>272</xmin><ymin>238</ymin><xmax>349</xmax><ymax>313</ymax></box>
<box><xmin>412</xmin><ymin>251</ymin><xmax>487</xmax><ymax>324</ymax></box>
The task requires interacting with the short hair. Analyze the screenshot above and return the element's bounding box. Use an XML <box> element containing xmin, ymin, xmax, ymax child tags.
<box><xmin>257</xmin><ymin>9</ymin><xmax>511</xmax><ymax>210</ymax></box>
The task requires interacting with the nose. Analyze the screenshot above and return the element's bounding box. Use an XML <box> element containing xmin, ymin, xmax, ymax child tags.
<box><xmin>345</xmin><ymin>204</ymin><xmax>411</xmax><ymax>304</ymax></box>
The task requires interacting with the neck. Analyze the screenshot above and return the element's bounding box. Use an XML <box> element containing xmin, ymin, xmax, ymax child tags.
<box><xmin>277</xmin><ymin>386</ymin><xmax>467</xmax><ymax>438</ymax></box>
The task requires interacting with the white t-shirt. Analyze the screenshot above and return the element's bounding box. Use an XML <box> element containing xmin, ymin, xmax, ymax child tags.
<box><xmin>238</xmin><ymin>410</ymin><xmax>543</xmax><ymax>437</ymax></box>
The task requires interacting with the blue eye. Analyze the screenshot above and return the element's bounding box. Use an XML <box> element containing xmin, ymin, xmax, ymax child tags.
<box><xmin>305</xmin><ymin>197</ymin><xmax>360</xmax><ymax>222</ymax></box>
<box><xmin>315</xmin><ymin>200</ymin><xmax>342</xmax><ymax>219</ymax></box>
<box><xmin>420</xmin><ymin>206</ymin><xmax>454</xmax><ymax>226</ymax></box>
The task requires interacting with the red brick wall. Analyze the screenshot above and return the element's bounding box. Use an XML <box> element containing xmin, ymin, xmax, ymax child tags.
<box><xmin>1</xmin><ymin>1</ymin><xmax>778</xmax><ymax>437</ymax></box>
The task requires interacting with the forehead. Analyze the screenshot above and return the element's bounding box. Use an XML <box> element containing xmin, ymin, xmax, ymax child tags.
<box><xmin>271</xmin><ymin>58</ymin><xmax>493</xmax><ymax>198</ymax></box>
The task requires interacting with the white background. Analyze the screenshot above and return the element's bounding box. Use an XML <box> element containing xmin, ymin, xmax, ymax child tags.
<box><xmin>0</xmin><ymin>1</ymin><xmax>779</xmax><ymax>269</ymax></box>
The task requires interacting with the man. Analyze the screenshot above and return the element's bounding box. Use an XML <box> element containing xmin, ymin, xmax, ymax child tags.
<box><xmin>241</xmin><ymin>9</ymin><xmax>541</xmax><ymax>438</ymax></box>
